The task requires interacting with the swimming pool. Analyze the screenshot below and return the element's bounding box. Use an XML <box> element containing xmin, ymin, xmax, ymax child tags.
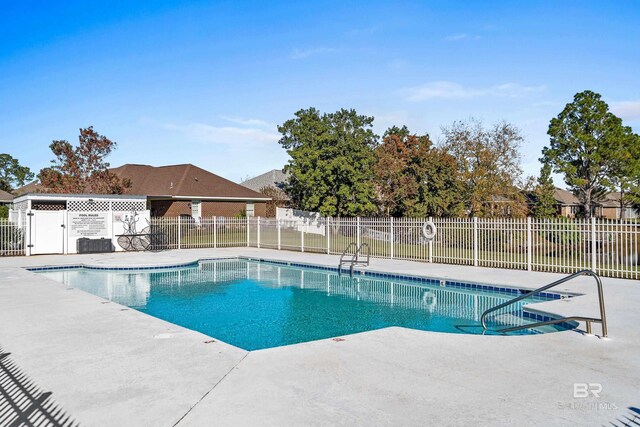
<box><xmin>35</xmin><ymin>258</ymin><xmax>571</xmax><ymax>350</ymax></box>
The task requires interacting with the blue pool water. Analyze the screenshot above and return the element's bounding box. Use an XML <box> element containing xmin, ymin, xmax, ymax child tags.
<box><xmin>37</xmin><ymin>259</ymin><xmax>569</xmax><ymax>350</ymax></box>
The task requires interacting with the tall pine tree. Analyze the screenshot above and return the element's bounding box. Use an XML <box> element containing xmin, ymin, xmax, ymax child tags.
<box><xmin>533</xmin><ymin>164</ymin><xmax>557</xmax><ymax>218</ymax></box>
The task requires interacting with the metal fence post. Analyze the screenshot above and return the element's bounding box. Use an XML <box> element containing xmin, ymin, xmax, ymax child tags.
<box><xmin>277</xmin><ymin>219</ymin><xmax>281</xmax><ymax>250</ymax></box>
<box><xmin>177</xmin><ymin>215</ymin><xmax>181</xmax><ymax>250</ymax></box>
<box><xmin>213</xmin><ymin>216</ymin><xmax>217</xmax><ymax>248</ymax></box>
<box><xmin>473</xmin><ymin>217</ymin><xmax>478</xmax><ymax>267</ymax></box>
<box><xmin>246</xmin><ymin>217</ymin><xmax>250</xmax><ymax>247</ymax></box>
<box><xmin>257</xmin><ymin>216</ymin><xmax>261</xmax><ymax>248</ymax></box>
<box><xmin>390</xmin><ymin>217</ymin><xmax>394</xmax><ymax>259</ymax></box>
<box><xmin>591</xmin><ymin>217</ymin><xmax>597</xmax><ymax>273</ymax></box>
<box><xmin>300</xmin><ymin>220</ymin><xmax>304</xmax><ymax>252</ymax></box>
<box><xmin>25</xmin><ymin>211</ymin><xmax>33</xmax><ymax>256</ymax></box>
<box><xmin>428</xmin><ymin>217</ymin><xmax>433</xmax><ymax>263</ymax></box>
<box><xmin>356</xmin><ymin>217</ymin><xmax>361</xmax><ymax>248</ymax></box>
<box><xmin>527</xmin><ymin>217</ymin><xmax>532</xmax><ymax>271</ymax></box>
<box><xmin>326</xmin><ymin>217</ymin><xmax>330</xmax><ymax>254</ymax></box>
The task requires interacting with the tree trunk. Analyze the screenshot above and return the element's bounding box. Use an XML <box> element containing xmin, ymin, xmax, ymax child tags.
<box><xmin>583</xmin><ymin>187</ymin><xmax>592</xmax><ymax>219</ymax></box>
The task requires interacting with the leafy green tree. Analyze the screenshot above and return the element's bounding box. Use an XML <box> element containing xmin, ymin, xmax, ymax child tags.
<box><xmin>532</xmin><ymin>163</ymin><xmax>557</xmax><ymax>218</ymax></box>
<box><xmin>608</xmin><ymin>132</ymin><xmax>640</xmax><ymax>219</ymax></box>
<box><xmin>278</xmin><ymin>108</ymin><xmax>378</xmax><ymax>217</ymax></box>
<box><xmin>375</xmin><ymin>126</ymin><xmax>464</xmax><ymax>217</ymax></box>
<box><xmin>0</xmin><ymin>154</ymin><xmax>34</xmax><ymax>192</ymax></box>
<box><xmin>542</xmin><ymin>90</ymin><xmax>638</xmax><ymax>219</ymax></box>
<box><xmin>39</xmin><ymin>126</ymin><xmax>131</xmax><ymax>194</ymax></box>
<box><xmin>441</xmin><ymin>119</ymin><xmax>527</xmax><ymax>217</ymax></box>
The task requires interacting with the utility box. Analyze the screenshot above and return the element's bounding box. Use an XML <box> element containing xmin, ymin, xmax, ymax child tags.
<box><xmin>76</xmin><ymin>238</ymin><xmax>113</xmax><ymax>254</ymax></box>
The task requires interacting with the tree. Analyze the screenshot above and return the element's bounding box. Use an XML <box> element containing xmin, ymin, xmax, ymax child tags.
<box><xmin>259</xmin><ymin>185</ymin><xmax>288</xmax><ymax>217</ymax></box>
<box><xmin>278</xmin><ymin>108</ymin><xmax>378</xmax><ymax>217</ymax></box>
<box><xmin>374</xmin><ymin>126</ymin><xmax>464</xmax><ymax>217</ymax></box>
<box><xmin>39</xmin><ymin>126</ymin><xmax>131</xmax><ymax>194</ymax></box>
<box><xmin>608</xmin><ymin>132</ymin><xmax>640</xmax><ymax>219</ymax></box>
<box><xmin>441</xmin><ymin>119</ymin><xmax>527</xmax><ymax>217</ymax></box>
<box><xmin>542</xmin><ymin>90</ymin><xmax>639</xmax><ymax>219</ymax></box>
<box><xmin>0</xmin><ymin>154</ymin><xmax>34</xmax><ymax>192</ymax></box>
<box><xmin>532</xmin><ymin>163</ymin><xmax>557</xmax><ymax>218</ymax></box>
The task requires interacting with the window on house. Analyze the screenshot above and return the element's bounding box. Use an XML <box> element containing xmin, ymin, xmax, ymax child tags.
<box><xmin>191</xmin><ymin>200</ymin><xmax>201</xmax><ymax>219</ymax></box>
<box><xmin>246</xmin><ymin>202</ymin><xmax>255</xmax><ymax>217</ymax></box>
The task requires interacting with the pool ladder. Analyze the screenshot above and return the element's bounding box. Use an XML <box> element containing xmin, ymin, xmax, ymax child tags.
<box><xmin>339</xmin><ymin>242</ymin><xmax>370</xmax><ymax>275</ymax></box>
<box><xmin>480</xmin><ymin>269</ymin><xmax>608</xmax><ymax>337</ymax></box>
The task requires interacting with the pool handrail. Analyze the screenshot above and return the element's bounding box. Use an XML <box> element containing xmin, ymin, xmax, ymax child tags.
<box><xmin>339</xmin><ymin>242</ymin><xmax>370</xmax><ymax>274</ymax></box>
<box><xmin>480</xmin><ymin>269</ymin><xmax>607</xmax><ymax>337</ymax></box>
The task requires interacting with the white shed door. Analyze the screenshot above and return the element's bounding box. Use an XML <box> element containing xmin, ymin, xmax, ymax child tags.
<box><xmin>32</xmin><ymin>211</ymin><xmax>65</xmax><ymax>255</ymax></box>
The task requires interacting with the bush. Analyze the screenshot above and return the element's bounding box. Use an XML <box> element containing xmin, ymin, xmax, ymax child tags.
<box><xmin>544</xmin><ymin>217</ymin><xmax>582</xmax><ymax>245</ymax></box>
<box><xmin>0</xmin><ymin>221</ymin><xmax>24</xmax><ymax>253</ymax></box>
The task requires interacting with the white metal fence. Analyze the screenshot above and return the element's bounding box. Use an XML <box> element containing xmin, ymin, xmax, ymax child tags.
<box><xmin>0</xmin><ymin>218</ymin><xmax>26</xmax><ymax>257</ymax></box>
<box><xmin>3</xmin><ymin>215</ymin><xmax>639</xmax><ymax>280</ymax></box>
<box><xmin>149</xmin><ymin>217</ymin><xmax>249</xmax><ymax>250</ymax></box>
<box><xmin>144</xmin><ymin>216</ymin><xmax>639</xmax><ymax>280</ymax></box>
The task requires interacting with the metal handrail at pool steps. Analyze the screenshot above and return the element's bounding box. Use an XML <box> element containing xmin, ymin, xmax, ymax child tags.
<box><xmin>481</xmin><ymin>269</ymin><xmax>608</xmax><ymax>337</ymax></box>
<box><xmin>338</xmin><ymin>242</ymin><xmax>370</xmax><ymax>274</ymax></box>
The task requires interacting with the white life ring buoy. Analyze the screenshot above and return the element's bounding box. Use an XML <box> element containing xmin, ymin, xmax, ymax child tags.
<box><xmin>422</xmin><ymin>221</ymin><xmax>436</xmax><ymax>240</ymax></box>
<box><xmin>422</xmin><ymin>291</ymin><xmax>437</xmax><ymax>307</ymax></box>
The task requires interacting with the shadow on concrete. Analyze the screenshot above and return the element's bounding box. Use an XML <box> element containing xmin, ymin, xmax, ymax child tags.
<box><xmin>0</xmin><ymin>345</ymin><xmax>79</xmax><ymax>426</ymax></box>
<box><xmin>606</xmin><ymin>406</ymin><xmax>640</xmax><ymax>426</ymax></box>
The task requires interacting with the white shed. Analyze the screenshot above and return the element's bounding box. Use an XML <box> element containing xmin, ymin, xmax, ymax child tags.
<box><xmin>10</xmin><ymin>193</ymin><xmax>149</xmax><ymax>255</ymax></box>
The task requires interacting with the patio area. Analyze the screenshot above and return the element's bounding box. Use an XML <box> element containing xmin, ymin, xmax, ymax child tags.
<box><xmin>0</xmin><ymin>248</ymin><xmax>638</xmax><ymax>426</ymax></box>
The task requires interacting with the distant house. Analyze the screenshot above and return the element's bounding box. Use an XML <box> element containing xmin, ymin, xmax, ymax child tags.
<box><xmin>0</xmin><ymin>189</ymin><xmax>14</xmax><ymax>206</ymax></box>
<box><xmin>551</xmin><ymin>188</ymin><xmax>638</xmax><ymax>219</ymax></box>
<box><xmin>599</xmin><ymin>192</ymin><xmax>639</xmax><ymax>219</ymax></box>
<box><xmin>553</xmin><ymin>188</ymin><xmax>582</xmax><ymax>218</ymax></box>
<box><xmin>240</xmin><ymin>169</ymin><xmax>290</xmax><ymax>216</ymax></box>
<box><xmin>13</xmin><ymin>181</ymin><xmax>45</xmax><ymax>197</ymax></box>
<box><xmin>111</xmin><ymin>164</ymin><xmax>270</xmax><ymax>218</ymax></box>
<box><xmin>240</xmin><ymin>169</ymin><xmax>289</xmax><ymax>194</ymax></box>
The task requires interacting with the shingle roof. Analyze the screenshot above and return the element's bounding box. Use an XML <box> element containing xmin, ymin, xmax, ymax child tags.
<box><xmin>600</xmin><ymin>192</ymin><xmax>626</xmax><ymax>208</ymax></box>
<box><xmin>240</xmin><ymin>169</ymin><xmax>288</xmax><ymax>192</ymax></box>
<box><xmin>13</xmin><ymin>181</ymin><xmax>44</xmax><ymax>196</ymax></box>
<box><xmin>553</xmin><ymin>188</ymin><xmax>580</xmax><ymax>205</ymax></box>
<box><xmin>111</xmin><ymin>164</ymin><xmax>269</xmax><ymax>200</ymax></box>
<box><xmin>0</xmin><ymin>189</ymin><xmax>14</xmax><ymax>202</ymax></box>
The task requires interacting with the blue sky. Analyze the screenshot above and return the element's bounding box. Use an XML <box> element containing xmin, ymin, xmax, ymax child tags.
<box><xmin>1</xmin><ymin>1</ymin><xmax>639</xmax><ymax>184</ymax></box>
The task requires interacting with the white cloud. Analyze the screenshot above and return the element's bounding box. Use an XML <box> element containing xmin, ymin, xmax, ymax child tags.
<box><xmin>492</xmin><ymin>83</ymin><xmax>547</xmax><ymax>97</ymax></box>
<box><xmin>219</xmin><ymin>116</ymin><xmax>272</xmax><ymax>128</ymax></box>
<box><xmin>404</xmin><ymin>81</ymin><xmax>547</xmax><ymax>102</ymax></box>
<box><xmin>163</xmin><ymin>122</ymin><xmax>279</xmax><ymax>146</ymax></box>
<box><xmin>443</xmin><ymin>33</ymin><xmax>480</xmax><ymax>41</ymax></box>
<box><xmin>531</xmin><ymin>101</ymin><xmax>561</xmax><ymax>108</ymax></box>
<box><xmin>290</xmin><ymin>47</ymin><xmax>336</xmax><ymax>59</ymax></box>
<box><xmin>611</xmin><ymin>101</ymin><xmax>640</xmax><ymax>122</ymax></box>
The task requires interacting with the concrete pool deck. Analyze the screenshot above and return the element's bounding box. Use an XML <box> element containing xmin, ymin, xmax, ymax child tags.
<box><xmin>0</xmin><ymin>248</ymin><xmax>638</xmax><ymax>426</ymax></box>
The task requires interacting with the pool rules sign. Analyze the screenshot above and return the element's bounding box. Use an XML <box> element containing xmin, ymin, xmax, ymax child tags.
<box><xmin>69</xmin><ymin>212</ymin><xmax>109</xmax><ymax>238</ymax></box>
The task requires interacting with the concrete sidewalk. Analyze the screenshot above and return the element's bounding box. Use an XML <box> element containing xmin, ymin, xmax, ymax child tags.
<box><xmin>1</xmin><ymin>248</ymin><xmax>639</xmax><ymax>426</ymax></box>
